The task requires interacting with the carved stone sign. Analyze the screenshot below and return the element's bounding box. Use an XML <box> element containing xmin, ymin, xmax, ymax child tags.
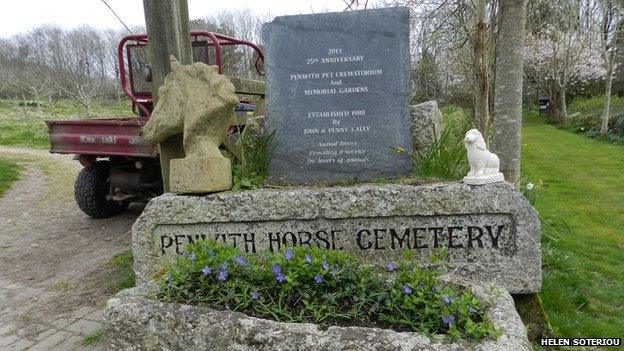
<box><xmin>262</xmin><ymin>8</ymin><xmax>413</xmax><ymax>184</ymax></box>
<box><xmin>156</xmin><ymin>214</ymin><xmax>514</xmax><ymax>257</ymax></box>
<box><xmin>133</xmin><ymin>183</ymin><xmax>541</xmax><ymax>294</ymax></box>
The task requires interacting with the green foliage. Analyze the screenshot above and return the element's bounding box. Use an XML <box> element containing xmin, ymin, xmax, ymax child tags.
<box><xmin>406</xmin><ymin>106</ymin><xmax>471</xmax><ymax>180</ymax></box>
<box><xmin>617</xmin><ymin>116</ymin><xmax>624</xmax><ymax>138</ymax></box>
<box><xmin>157</xmin><ymin>240</ymin><xmax>498</xmax><ymax>341</ymax></box>
<box><xmin>568</xmin><ymin>95</ymin><xmax>624</xmax><ymax>120</ymax></box>
<box><xmin>522</xmin><ymin>114</ymin><xmax>624</xmax><ymax>338</ymax></box>
<box><xmin>0</xmin><ymin>158</ymin><xmax>22</xmax><ymax>197</ymax></box>
<box><xmin>0</xmin><ymin>99</ymin><xmax>132</xmax><ymax>149</ymax></box>
<box><xmin>555</xmin><ymin>95</ymin><xmax>624</xmax><ymax>143</ymax></box>
<box><xmin>105</xmin><ymin>251</ymin><xmax>135</xmax><ymax>293</ymax></box>
<box><xmin>519</xmin><ymin>178</ymin><xmax>543</xmax><ymax>207</ymax></box>
<box><xmin>17</xmin><ymin>100</ymin><xmax>42</xmax><ymax>107</ymax></box>
<box><xmin>231</xmin><ymin>130</ymin><xmax>275</xmax><ymax>191</ymax></box>
<box><xmin>81</xmin><ymin>329</ymin><xmax>104</xmax><ymax>345</ymax></box>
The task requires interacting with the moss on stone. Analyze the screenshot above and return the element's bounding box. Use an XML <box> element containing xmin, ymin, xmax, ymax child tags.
<box><xmin>512</xmin><ymin>293</ymin><xmax>553</xmax><ymax>343</ymax></box>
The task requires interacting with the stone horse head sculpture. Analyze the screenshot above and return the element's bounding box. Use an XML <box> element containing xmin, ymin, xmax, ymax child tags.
<box><xmin>142</xmin><ymin>57</ymin><xmax>238</xmax><ymax>193</ymax></box>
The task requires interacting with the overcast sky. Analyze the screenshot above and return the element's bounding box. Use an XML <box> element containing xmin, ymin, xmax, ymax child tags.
<box><xmin>0</xmin><ymin>0</ymin><xmax>350</xmax><ymax>38</ymax></box>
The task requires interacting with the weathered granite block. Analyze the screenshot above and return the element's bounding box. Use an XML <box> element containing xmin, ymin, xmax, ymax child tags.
<box><xmin>104</xmin><ymin>284</ymin><xmax>531</xmax><ymax>351</ymax></box>
<box><xmin>411</xmin><ymin>101</ymin><xmax>444</xmax><ymax>157</ymax></box>
<box><xmin>263</xmin><ymin>8</ymin><xmax>413</xmax><ymax>184</ymax></box>
<box><xmin>132</xmin><ymin>182</ymin><xmax>541</xmax><ymax>293</ymax></box>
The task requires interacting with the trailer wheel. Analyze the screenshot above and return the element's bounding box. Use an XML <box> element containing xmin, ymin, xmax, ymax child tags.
<box><xmin>75</xmin><ymin>161</ymin><xmax>129</xmax><ymax>218</ymax></box>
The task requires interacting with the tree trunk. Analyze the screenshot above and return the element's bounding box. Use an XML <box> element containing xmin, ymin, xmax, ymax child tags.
<box><xmin>474</xmin><ymin>0</ymin><xmax>490</xmax><ymax>139</ymax></box>
<box><xmin>492</xmin><ymin>0</ymin><xmax>526</xmax><ymax>185</ymax></box>
<box><xmin>559</xmin><ymin>88</ymin><xmax>568</xmax><ymax>121</ymax></box>
<box><xmin>600</xmin><ymin>56</ymin><xmax>614</xmax><ymax>136</ymax></box>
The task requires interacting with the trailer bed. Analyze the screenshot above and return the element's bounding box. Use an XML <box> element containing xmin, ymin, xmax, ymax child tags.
<box><xmin>45</xmin><ymin>117</ymin><xmax>156</xmax><ymax>158</ymax></box>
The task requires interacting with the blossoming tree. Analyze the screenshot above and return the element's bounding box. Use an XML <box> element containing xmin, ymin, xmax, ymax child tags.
<box><xmin>524</xmin><ymin>0</ymin><xmax>605</xmax><ymax>120</ymax></box>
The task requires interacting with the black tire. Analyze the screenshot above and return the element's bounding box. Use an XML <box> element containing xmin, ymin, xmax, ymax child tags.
<box><xmin>75</xmin><ymin>161</ymin><xmax>129</xmax><ymax>218</ymax></box>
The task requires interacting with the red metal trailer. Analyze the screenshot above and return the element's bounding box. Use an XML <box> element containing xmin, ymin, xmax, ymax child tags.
<box><xmin>46</xmin><ymin>31</ymin><xmax>265</xmax><ymax>218</ymax></box>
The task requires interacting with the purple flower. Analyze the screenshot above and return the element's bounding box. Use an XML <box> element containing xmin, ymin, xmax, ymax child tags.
<box><xmin>272</xmin><ymin>264</ymin><xmax>281</xmax><ymax>274</ymax></box>
<box><xmin>402</xmin><ymin>284</ymin><xmax>413</xmax><ymax>295</ymax></box>
<box><xmin>217</xmin><ymin>270</ymin><xmax>228</xmax><ymax>281</ymax></box>
<box><xmin>322</xmin><ymin>260</ymin><xmax>330</xmax><ymax>271</ymax></box>
<box><xmin>442</xmin><ymin>314</ymin><xmax>455</xmax><ymax>326</ymax></box>
<box><xmin>285</xmin><ymin>249</ymin><xmax>294</xmax><ymax>261</ymax></box>
<box><xmin>251</xmin><ymin>291</ymin><xmax>260</xmax><ymax>300</ymax></box>
<box><xmin>314</xmin><ymin>274</ymin><xmax>323</xmax><ymax>284</ymax></box>
<box><xmin>201</xmin><ymin>266</ymin><xmax>212</xmax><ymax>276</ymax></box>
<box><xmin>275</xmin><ymin>272</ymin><xmax>286</xmax><ymax>283</ymax></box>
<box><xmin>235</xmin><ymin>255</ymin><xmax>247</xmax><ymax>266</ymax></box>
<box><xmin>442</xmin><ymin>295</ymin><xmax>454</xmax><ymax>305</ymax></box>
<box><xmin>386</xmin><ymin>261</ymin><xmax>398</xmax><ymax>272</ymax></box>
<box><xmin>304</xmin><ymin>254</ymin><xmax>313</xmax><ymax>264</ymax></box>
<box><xmin>188</xmin><ymin>252</ymin><xmax>197</xmax><ymax>262</ymax></box>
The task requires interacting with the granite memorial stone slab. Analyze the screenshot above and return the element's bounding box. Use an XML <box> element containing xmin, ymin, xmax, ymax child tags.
<box><xmin>132</xmin><ymin>182</ymin><xmax>541</xmax><ymax>293</ymax></box>
<box><xmin>262</xmin><ymin>8</ymin><xmax>413</xmax><ymax>184</ymax></box>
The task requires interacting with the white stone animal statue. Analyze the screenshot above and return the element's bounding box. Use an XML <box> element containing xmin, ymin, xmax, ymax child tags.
<box><xmin>463</xmin><ymin>129</ymin><xmax>504</xmax><ymax>185</ymax></box>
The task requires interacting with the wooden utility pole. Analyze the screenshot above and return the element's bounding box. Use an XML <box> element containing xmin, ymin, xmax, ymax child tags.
<box><xmin>143</xmin><ymin>0</ymin><xmax>193</xmax><ymax>192</ymax></box>
<box><xmin>492</xmin><ymin>0</ymin><xmax>525</xmax><ymax>185</ymax></box>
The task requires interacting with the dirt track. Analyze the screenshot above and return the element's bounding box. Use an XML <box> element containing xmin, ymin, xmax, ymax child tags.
<box><xmin>0</xmin><ymin>147</ymin><xmax>143</xmax><ymax>350</ymax></box>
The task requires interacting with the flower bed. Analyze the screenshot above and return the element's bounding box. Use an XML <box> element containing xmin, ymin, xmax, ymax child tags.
<box><xmin>105</xmin><ymin>278</ymin><xmax>530</xmax><ymax>350</ymax></box>
<box><xmin>156</xmin><ymin>241</ymin><xmax>498</xmax><ymax>340</ymax></box>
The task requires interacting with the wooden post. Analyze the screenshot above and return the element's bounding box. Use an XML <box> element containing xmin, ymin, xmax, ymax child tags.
<box><xmin>143</xmin><ymin>0</ymin><xmax>192</xmax><ymax>192</ymax></box>
<box><xmin>492</xmin><ymin>0</ymin><xmax>525</xmax><ymax>185</ymax></box>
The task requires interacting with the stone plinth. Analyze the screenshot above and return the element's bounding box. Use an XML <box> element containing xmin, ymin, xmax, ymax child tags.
<box><xmin>132</xmin><ymin>182</ymin><xmax>541</xmax><ymax>293</ymax></box>
<box><xmin>103</xmin><ymin>284</ymin><xmax>531</xmax><ymax>351</ymax></box>
<box><xmin>170</xmin><ymin>156</ymin><xmax>232</xmax><ymax>194</ymax></box>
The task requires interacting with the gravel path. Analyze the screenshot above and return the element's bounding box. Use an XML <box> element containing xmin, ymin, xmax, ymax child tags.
<box><xmin>0</xmin><ymin>147</ymin><xmax>143</xmax><ymax>350</ymax></box>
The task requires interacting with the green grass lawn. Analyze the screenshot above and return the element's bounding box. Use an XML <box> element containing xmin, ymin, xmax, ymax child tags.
<box><xmin>522</xmin><ymin>113</ymin><xmax>624</xmax><ymax>338</ymax></box>
<box><xmin>105</xmin><ymin>251</ymin><xmax>136</xmax><ymax>293</ymax></box>
<box><xmin>0</xmin><ymin>99</ymin><xmax>132</xmax><ymax>149</ymax></box>
<box><xmin>0</xmin><ymin>158</ymin><xmax>22</xmax><ymax>196</ymax></box>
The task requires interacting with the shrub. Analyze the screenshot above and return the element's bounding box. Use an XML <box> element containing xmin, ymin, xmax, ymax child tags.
<box><xmin>157</xmin><ymin>240</ymin><xmax>499</xmax><ymax>341</ymax></box>
<box><xmin>565</xmin><ymin>95</ymin><xmax>623</xmax><ymax>137</ymax></box>
<box><xmin>17</xmin><ymin>100</ymin><xmax>42</xmax><ymax>107</ymax></box>
<box><xmin>618</xmin><ymin>116</ymin><xmax>624</xmax><ymax>138</ymax></box>
<box><xmin>230</xmin><ymin>129</ymin><xmax>275</xmax><ymax>191</ymax></box>
<box><xmin>520</xmin><ymin>178</ymin><xmax>543</xmax><ymax>207</ymax></box>
<box><xmin>568</xmin><ymin>95</ymin><xmax>624</xmax><ymax>120</ymax></box>
<box><xmin>403</xmin><ymin>106</ymin><xmax>471</xmax><ymax>180</ymax></box>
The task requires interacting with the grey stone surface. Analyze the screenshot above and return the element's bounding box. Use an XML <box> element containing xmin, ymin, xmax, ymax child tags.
<box><xmin>104</xmin><ymin>284</ymin><xmax>531</xmax><ymax>351</ymax></box>
<box><xmin>5</xmin><ymin>339</ymin><xmax>33</xmax><ymax>351</ymax></box>
<box><xmin>263</xmin><ymin>8</ymin><xmax>413</xmax><ymax>184</ymax></box>
<box><xmin>28</xmin><ymin>331</ymin><xmax>73</xmax><ymax>350</ymax></box>
<box><xmin>65</xmin><ymin>319</ymin><xmax>102</xmax><ymax>334</ymax></box>
<box><xmin>133</xmin><ymin>182</ymin><xmax>541</xmax><ymax>293</ymax></box>
<box><xmin>411</xmin><ymin>101</ymin><xmax>444</xmax><ymax>157</ymax></box>
<box><xmin>0</xmin><ymin>278</ymin><xmax>106</xmax><ymax>351</ymax></box>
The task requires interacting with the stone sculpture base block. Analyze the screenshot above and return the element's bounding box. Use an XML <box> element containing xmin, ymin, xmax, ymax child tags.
<box><xmin>132</xmin><ymin>182</ymin><xmax>541</xmax><ymax>293</ymax></box>
<box><xmin>170</xmin><ymin>157</ymin><xmax>232</xmax><ymax>194</ymax></box>
<box><xmin>463</xmin><ymin>173</ymin><xmax>505</xmax><ymax>185</ymax></box>
<box><xmin>104</xmin><ymin>285</ymin><xmax>531</xmax><ymax>351</ymax></box>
